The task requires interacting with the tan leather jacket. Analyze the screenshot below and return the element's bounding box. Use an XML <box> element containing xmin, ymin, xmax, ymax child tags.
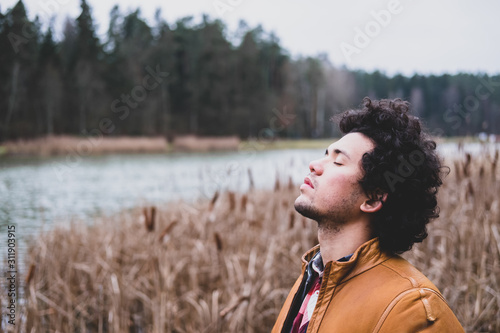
<box><xmin>272</xmin><ymin>238</ymin><xmax>464</xmax><ymax>333</ymax></box>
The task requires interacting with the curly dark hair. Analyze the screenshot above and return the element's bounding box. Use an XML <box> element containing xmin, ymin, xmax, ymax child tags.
<box><xmin>335</xmin><ymin>97</ymin><xmax>444</xmax><ymax>254</ymax></box>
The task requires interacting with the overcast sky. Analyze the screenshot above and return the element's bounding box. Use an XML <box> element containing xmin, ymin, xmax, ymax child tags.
<box><xmin>3</xmin><ymin>0</ymin><xmax>500</xmax><ymax>76</ymax></box>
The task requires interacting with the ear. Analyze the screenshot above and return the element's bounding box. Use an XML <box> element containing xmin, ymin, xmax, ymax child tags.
<box><xmin>360</xmin><ymin>192</ymin><xmax>388</xmax><ymax>213</ymax></box>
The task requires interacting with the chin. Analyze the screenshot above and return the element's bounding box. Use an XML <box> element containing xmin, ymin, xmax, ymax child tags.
<box><xmin>295</xmin><ymin>195</ymin><xmax>325</xmax><ymax>222</ymax></box>
<box><xmin>294</xmin><ymin>197</ymin><xmax>312</xmax><ymax>217</ymax></box>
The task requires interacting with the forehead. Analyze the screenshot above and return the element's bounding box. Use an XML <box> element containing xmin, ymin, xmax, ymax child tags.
<box><xmin>328</xmin><ymin>132</ymin><xmax>375</xmax><ymax>160</ymax></box>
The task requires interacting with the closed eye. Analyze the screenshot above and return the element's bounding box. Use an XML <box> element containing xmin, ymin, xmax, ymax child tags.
<box><xmin>334</xmin><ymin>162</ymin><xmax>342</xmax><ymax>166</ymax></box>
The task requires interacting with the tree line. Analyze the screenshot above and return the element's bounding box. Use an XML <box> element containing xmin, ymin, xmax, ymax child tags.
<box><xmin>1</xmin><ymin>0</ymin><xmax>499</xmax><ymax>142</ymax></box>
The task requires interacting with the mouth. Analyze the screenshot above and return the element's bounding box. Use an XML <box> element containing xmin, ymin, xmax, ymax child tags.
<box><xmin>303</xmin><ymin>177</ymin><xmax>314</xmax><ymax>189</ymax></box>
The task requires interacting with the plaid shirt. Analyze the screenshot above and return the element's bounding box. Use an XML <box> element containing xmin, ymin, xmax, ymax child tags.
<box><xmin>286</xmin><ymin>251</ymin><xmax>353</xmax><ymax>333</ymax></box>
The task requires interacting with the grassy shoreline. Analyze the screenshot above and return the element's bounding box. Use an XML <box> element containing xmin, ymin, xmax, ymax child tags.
<box><xmin>0</xmin><ymin>135</ymin><xmax>485</xmax><ymax>157</ymax></box>
<box><xmin>0</xmin><ymin>135</ymin><xmax>334</xmax><ymax>157</ymax></box>
<box><xmin>0</xmin><ymin>135</ymin><xmax>169</xmax><ymax>157</ymax></box>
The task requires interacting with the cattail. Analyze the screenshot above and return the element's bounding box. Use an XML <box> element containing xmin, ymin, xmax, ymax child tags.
<box><xmin>289</xmin><ymin>211</ymin><xmax>295</xmax><ymax>229</ymax></box>
<box><xmin>143</xmin><ymin>207</ymin><xmax>151</xmax><ymax>231</ymax></box>
<box><xmin>467</xmin><ymin>180</ymin><xmax>475</xmax><ymax>198</ymax></box>
<box><xmin>240</xmin><ymin>194</ymin><xmax>248</xmax><ymax>212</ymax></box>
<box><xmin>150</xmin><ymin>206</ymin><xmax>156</xmax><ymax>232</ymax></box>
<box><xmin>142</xmin><ymin>206</ymin><xmax>156</xmax><ymax>232</ymax></box>
<box><xmin>228</xmin><ymin>192</ymin><xmax>236</xmax><ymax>211</ymax></box>
<box><xmin>492</xmin><ymin>150</ymin><xmax>498</xmax><ymax>180</ymax></box>
<box><xmin>209</xmin><ymin>191</ymin><xmax>219</xmax><ymax>212</ymax></box>
<box><xmin>214</xmin><ymin>232</ymin><xmax>223</xmax><ymax>251</ymax></box>
<box><xmin>143</xmin><ymin>206</ymin><xmax>156</xmax><ymax>232</ymax></box>
<box><xmin>247</xmin><ymin>169</ymin><xmax>254</xmax><ymax>190</ymax></box>
<box><xmin>274</xmin><ymin>171</ymin><xmax>280</xmax><ymax>191</ymax></box>
<box><xmin>463</xmin><ymin>153</ymin><xmax>471</xmax><ymax>177</ymax></box>
<box><xmin>158</xmin><ymin>220</ymin><xmax>178</xmax><ymax>242</ymax></box>
<box><xmin>26</xmin><ymin>263</ymin><xmax>35</xmax><ymax>285</ymax></box>
<box><xmin>479</xmin><ymin>165</ymin><xmax>485</xmax><ymax>178</ymax></box>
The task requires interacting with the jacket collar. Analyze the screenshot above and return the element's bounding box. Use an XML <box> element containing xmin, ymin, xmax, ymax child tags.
<box><xmin>300</xmin><ymin>238</ymin><xmax>393</xmax><ymax>286</ymax></box>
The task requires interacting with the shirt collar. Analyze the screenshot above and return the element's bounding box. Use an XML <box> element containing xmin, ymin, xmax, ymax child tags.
<box><xmin>311</xmin><ymin>251</ymin><xmax>324</xmax><ymax>276</ymax></box>
<box><xmin>310</xmin><ymin>252</ymin><xmax>353</xmax><ymax>277</ymax></box>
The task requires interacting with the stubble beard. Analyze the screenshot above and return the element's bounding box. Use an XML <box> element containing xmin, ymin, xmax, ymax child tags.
<box><xmin>294</xmin><ymin>190</ymin><xmax>361</xmax><ymax>234</ymax></box>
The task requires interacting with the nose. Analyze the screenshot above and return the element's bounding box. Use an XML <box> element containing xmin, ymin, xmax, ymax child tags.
<box><xmin>309</xmin><ymin>158</ymin><xmax>323</xmax><ymax>175</ymax></box>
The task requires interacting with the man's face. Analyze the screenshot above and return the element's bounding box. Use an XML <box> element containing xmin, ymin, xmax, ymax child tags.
<box><xmin>294</xmin><ymin>132</ymin><xmax>375</xmax><ymax>227</ymax></box>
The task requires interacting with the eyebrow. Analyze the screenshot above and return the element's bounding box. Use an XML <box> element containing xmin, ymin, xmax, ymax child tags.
<box><xmin>325</xmin><ymin>148</ymin><xmax>351</xmax><ymax>160</ymax></box>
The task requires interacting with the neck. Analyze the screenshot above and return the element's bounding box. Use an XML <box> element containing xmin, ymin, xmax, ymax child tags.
<box><xmin>318</xmin><ymin>219</ymin><xmax>372</xmax><ymax>264</ymax></box>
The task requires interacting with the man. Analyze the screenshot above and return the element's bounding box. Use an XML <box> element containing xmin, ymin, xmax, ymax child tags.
<box><xmin>272</xmin><ymin>98</ymin><xmax>464</xmax><ymax>333</ymax></box>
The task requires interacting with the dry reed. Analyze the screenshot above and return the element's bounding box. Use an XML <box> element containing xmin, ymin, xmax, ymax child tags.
<box><xmin>2</xmin><ymin>135</ymin><xmax>168</xmax><ymax>156</ymax></box>
<box><xmin>11</xmin><ymin>188</ymin><xmax>315</xmax><ymax>332</ymax></box>
<box><xmin>173</xmin><ymin>135</ymin><xmax>240</xmax><ymax>152</ymax></box>
<box><xmin>404</xmin><ymin>149</ymin><xmax>500</xmax><ymax>332</ymax></box>
<box><xmin>1</xmin><ymin>149</ymin><xmax>499</xmax><ymax>332</ymax></box>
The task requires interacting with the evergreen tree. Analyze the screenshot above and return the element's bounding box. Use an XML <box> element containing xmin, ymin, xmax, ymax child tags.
<box><xmin>0</xmin><ymin>0</ymin><xmax>40</xmax><ymax>140</ymax></box>
<box><xmin>72</xmin><ymin>0</ymin><xmax>105</xmax><ymax>134</ymax></box>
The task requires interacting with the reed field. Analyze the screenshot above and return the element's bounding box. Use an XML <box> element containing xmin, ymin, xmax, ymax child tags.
<box><xmin>0</xmin><ymin>135</ymin><xmax>242</xmax><ymax>156</ymax></box>
<box><xmin>1</xmin><ymin>135</ymin><xmax>169</xmax><ymax>156</ymax></box>
<box><xmin>2</xmin><ymin>148</ymin><xmax>499</xmax><ymax>332</ymax></box>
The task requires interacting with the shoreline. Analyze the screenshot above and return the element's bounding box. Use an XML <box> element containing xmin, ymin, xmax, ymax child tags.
<box><xmin>0</xmin><ymin>135</ymin><xmax>487</xmax><ymax>157</ymax></box>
